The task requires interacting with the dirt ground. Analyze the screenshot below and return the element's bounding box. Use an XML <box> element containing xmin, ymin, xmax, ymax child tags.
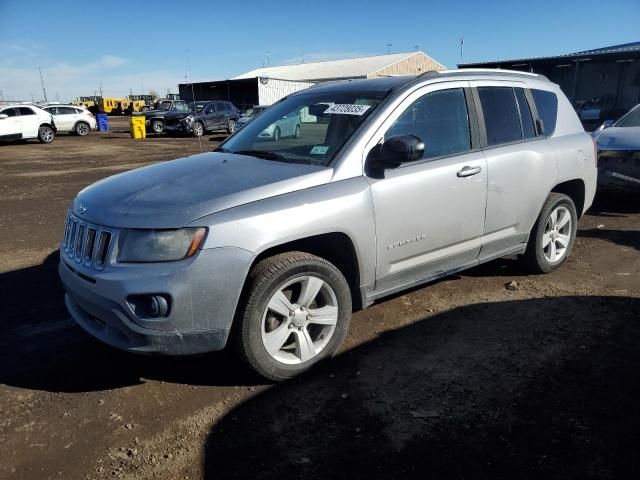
<box><xmin>0</xmin><ymin>119</ymin><xmax>639</xmax><ymax>480</ymax></box>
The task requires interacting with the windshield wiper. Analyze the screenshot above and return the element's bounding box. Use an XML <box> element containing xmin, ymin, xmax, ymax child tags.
<box><xmin>231</xmin><ymin>150</ymin><xmax>286</xmax><ymax>161</ymax></box>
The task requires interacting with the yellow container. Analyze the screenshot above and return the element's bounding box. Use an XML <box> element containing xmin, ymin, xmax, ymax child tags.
<box><xmin>129</xmin><ymin>116</ymin><xmax>146</xmax><ymax>139</ymax></box>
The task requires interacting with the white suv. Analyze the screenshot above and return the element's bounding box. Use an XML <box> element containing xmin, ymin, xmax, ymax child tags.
<box><xmin>42</xmin><ymin>105</ymin><xmax>96</xmax><ymax>136</ymax></box>
<box><xmin>0</xmin><ymin>105</ymin><xmax>57</xmax><ymax>143</ymax></box>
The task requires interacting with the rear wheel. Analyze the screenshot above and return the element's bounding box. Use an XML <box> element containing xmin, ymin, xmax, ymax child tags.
<box><xmin>38</xmin><ymin>125</ymin><xmax>55</xmax><ymax>144</ymax></box>
<box><xmin>193</xmin><ymin>121</ymin><xmax>204</xmax><ymax>137</ymax></box>
<box><xmin>75</xmin><ymin>121</ymin><xmax>90</xmax><ymax>136</ymax></box>
<box><xmin>236</xmin><ymin>252</ymin><xmax>352</xmax><ymax>381</ymax></box>
<box><xmin>151</xmin><ymin>119</ymin><xmax>163</xmax><ymax>134</ymax></box>
<box><xmin>523</xmin><ymin>193</ymin><xmax>577</xmax><ymax>273</ymax></box>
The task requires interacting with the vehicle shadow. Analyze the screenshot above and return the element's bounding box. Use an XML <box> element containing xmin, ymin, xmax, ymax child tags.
<box><xmin>589</xmin><ymin>191</ymin><xmax>640</xmax><ymax>216</ymax></box>
<box><xmin>0</xmin><ymin>251</ymin><xmax>258</xmax><ymax>393</ymax></box>
<box><xmin>202</xmin><ymin>295</ymin><xmax>640</xmax><ymax>480</ymax></box>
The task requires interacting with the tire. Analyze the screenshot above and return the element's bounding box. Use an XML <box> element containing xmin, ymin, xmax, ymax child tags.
<box><xmin>235</xmin><ymin>252</ymin><xmax>352</xmax><ymax>381</ymax></box>
<box><xmin>151</xmin><ymin>119</ymin><xmax>163</xmax><ymax>134</ymax></box>
<box><xmin>38</xmin><ymin>125</ymin><xmax>55</xmax><ymax>144</ymax></box>
<box><xmin>227</xmin><ymin>119</ymin><xmax>236</xmax><ymax>134</ymax></box>
<box><xmin>523</xmin><ymin>193</ymin><xmax>577</xmax><ymax>273</ymax></box>
<box><xmin>75</xmin><ymin>122</ymin><xmax>90</xmax><ymax>136</ymax></box>
<box><xmin>193</xmin><ymin>121</ymin><xmax>204</xmax><ymax>137</ymax></box>
<box><xmin>273</xmin><ymin>126</ymin><xmax>280</xmax><ymax>142</ymax></box>
<box><xmin>294</xmin><ymin>124</ymin><xmax>301</xmax><ymax>138</ymax></box>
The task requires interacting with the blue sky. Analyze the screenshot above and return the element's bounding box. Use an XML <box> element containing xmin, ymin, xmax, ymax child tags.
<box><xmin>1</xmin><ymin>0</ymin><xmax>638</xmax><ymax>101</ymax></box>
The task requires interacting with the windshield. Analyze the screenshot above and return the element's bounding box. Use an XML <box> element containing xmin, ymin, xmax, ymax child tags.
<box><xmin>615</xmin><ymin>106</ymin><xmax>640</xmax><ymax>128</ymax></box>
<box><xmin>220</xmin><ymin>90</ymin><xmax>387</xmax><ymax>166</ymax></box>
<box><xmin>158</xmin><ymin>101</ymin><xmax>172</xmax><ymax>111</ymax></box>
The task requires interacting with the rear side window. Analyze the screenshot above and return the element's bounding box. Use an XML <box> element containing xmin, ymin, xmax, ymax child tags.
<box><xmin>17</xmin><ymin>107</ymin><xmax>36</xmax><ymax>116</ymax></box>
<box><xmin>478</xmin><ymin>87</ymin><xmax>522</xmax><ymax>146</ymax></box>
<box><xmin>386</xmin><ymin>88</ymin><xmax>471</xmax><ymax>160</ymax></box>
<box><xmin>58</xmin><ymin>107</ymin><xmax>76</xmax><ymax>115</ymax></box>
<box><xmin>531</xmin><ymin>89</ymin><xmax>558</xmax><ymax>136</ymax></box>
<box><xmin>514</xmin><ymin>88</ymin><xmax>536</xmax><ymax>139</ymax></box>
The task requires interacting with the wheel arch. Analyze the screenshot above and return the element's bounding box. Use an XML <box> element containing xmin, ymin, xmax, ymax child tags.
<box><xmin>248</xmin><ymin>232</ymin><xmax>364</xmax><ymax>311</ymax></box>
<box><xmin>551</xmin><ymin>179</ymin><xmax>586</xmax><ymax>217</ymax></box>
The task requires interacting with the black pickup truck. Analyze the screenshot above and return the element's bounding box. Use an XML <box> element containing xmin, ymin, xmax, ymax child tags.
<box><xmin>162</xmin><ymin>100</ymin><xmax>240</xmax><ymax>137</ymax></box>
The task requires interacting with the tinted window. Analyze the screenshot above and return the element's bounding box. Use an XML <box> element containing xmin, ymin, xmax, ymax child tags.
<box><xmin>515</xmin><ymin>88</ymin><xmax>536</xmax><ymax>139</ymax></box>
<box><xmin>44</xmin><ymin>107</ymin><xmax>57</xmax><ymax>115</ymax></box>
<box><xmin>58</xmin><ymin>107</ymin><xmax>76</xmax><ymax>115</ymax></box>
<box><xmin>478</xmin><ymin>87</ymin><xmax>522</xmax><ymax>146</ymax></box>
<box><xmin>17</xmin><ymin>107</ymin><xmax>36</xmax><ymax>116</ymax></box>
<box><xmin>532</xmin><ymin>89</ymin><xmax>558</xmax><ymax>135</ymax></box>
<box><xmin>215</xmin><ymin>103</ymin><xmax>225</xmax><ymax>112</ymax></box>
<box><xmin>1</xmin><ymin>108</ymin><xmax>18</xmax><ymax>117</ymax></box>
<box><xmin>386</xmin><ymin>88</ymin><xmax>471</xmax><ymax>160</ymax></box>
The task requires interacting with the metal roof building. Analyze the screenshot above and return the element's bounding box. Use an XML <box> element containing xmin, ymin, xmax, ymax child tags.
<box><xmin>234</xmin><ymin>51</ymin><xmax>446</xmax><ymax>82</ymax></box>
<box><xmin>459</xmin><ymin>41</ymin><xmax>640</xmax><ymax>127</ymax></box>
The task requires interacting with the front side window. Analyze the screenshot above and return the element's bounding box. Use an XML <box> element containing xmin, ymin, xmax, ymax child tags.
<box><xmin>1</xmin><ymin>108</ymin><xmax>18</xmax><ymax>117</ymax></box>
<box><xmin>220</xmin><ymin>90</ymin><xmax>387</xmax><ymax>166</ymax></box>
<box><xmin>385</xmin><ymin>88</ymin><xmax>471</xmax><ymax>160</ymax></box>
<box><xmin>531</xmin><ymin>89</ymin><xmax>558</xmax><ymax>135</ymax></box>
<box><xmin>44</xmin><ymin>107</ymin><xmax>57</xmax><ymax>115</ymax></box>
<box><xmin>17</xmin><ymin>107</ymin><xmax>36</xmax><ymax>116</ymax></box>
<box><xmin>478</xmin><ymin>87</ymin><xmax>522</xmax><ymax>146</ymax></box>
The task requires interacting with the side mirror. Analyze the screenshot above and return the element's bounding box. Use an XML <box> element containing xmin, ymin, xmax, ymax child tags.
<box><xmin>0</xmin><ymin>114</ymin><xmax>8</xmax><ymax>120</ymax></box>
<box><xmin>594</xmin><ymin>120</ymin><xmax>614</xmax><ymax>134</ymax></box>
<box><xmin>374</xmin><ymin>134</ymin><xmax>425</xmax><ymax>168</ymax></box>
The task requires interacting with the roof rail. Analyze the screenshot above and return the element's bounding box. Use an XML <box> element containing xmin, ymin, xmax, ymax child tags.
<box><xmin>418</xmin><ymin>68</ymin><xmax>549</xmax><ymax>81</ymax></box>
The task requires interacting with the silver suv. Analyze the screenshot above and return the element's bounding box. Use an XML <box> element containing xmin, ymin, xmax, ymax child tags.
<box><xmin>59</xmin><ymin>70</ymin><xmax>597</xmax><ymax>380</ymax></box>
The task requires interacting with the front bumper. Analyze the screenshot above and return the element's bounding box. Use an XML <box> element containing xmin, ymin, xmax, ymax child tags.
<box><xmin>59</xmin><ymin>247</ymin><xmax>254</xmax><ymax>355</ymax></box>
<box><xmin>597</xmin><ymin>150</ymin><xmax>640</xmax><ymax>192</ymax></box>
<box><xmin>163</xmin><ymin>123</ymin><xmax>192</xmax><ymax>135</ymax></box>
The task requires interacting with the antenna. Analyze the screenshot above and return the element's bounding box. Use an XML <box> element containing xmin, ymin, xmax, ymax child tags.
<box><xmin>266</xmin><ymin>51</ymin><xmax>271</xmax><ymax>66</ymax></box>
<box><xmin>186</xmin><ymin>49</ymin><xmax>203</xmax><ymax>154</ymax></box>
<box><xmin>38</xmin><ymin>67</ymin><xmax>48</xmax><ymax>103</ymax></box>
<box><xmin>414</xmin><ymin>45</ymin><xmax>419</xmax><ymax>51</ymax></box>
<box><xmin>460</xmin><ymin>37</ymin><xmax>464</xmax><ymax>63</ymax></box>
<box><xmin>386</xmin><ymin>43</ymin><xmax>392</xmax><ymax>54</ymax></box>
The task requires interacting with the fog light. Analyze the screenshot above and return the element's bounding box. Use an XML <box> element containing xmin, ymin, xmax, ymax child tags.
<box><xmin>127</xmin><ymin>294</ymin><xmax>170</xmax><ymax>319</ymax></box>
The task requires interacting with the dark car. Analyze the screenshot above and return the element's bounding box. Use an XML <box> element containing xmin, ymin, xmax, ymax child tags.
<box><xmin>163</xmin><ymin>100</ymin><xmax>240</xmax><ymax>137</ymax></box>
<box><xmin>593</xmin><ymin>104</ymin><xmax>640</xmax><ymax>192</ymax></box>
<box><xmin>139</xmin><ymin>99</ymin><xmax>191</xmax><ymax>134</ymax></box>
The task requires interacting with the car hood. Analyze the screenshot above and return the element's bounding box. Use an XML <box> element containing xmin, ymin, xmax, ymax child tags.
<box><xmin>595</xmin><ymin>126</ymin><xmax>640</xmax><ymax>151</ymax></box>
<box><xmin>164</xmin><ymin>111</ymin><xmax>197</xmax><ymax>120</ymax></box>
<box><xmin>143</xmin><ymin>109</ymin><xmax>169</xmax><ymax>117</ymax></box>
<box><xmin>73</xmin><ymin>152</ymin><xmax>333</xmax><ymax>228</ymax></box>
<box><xmin>237</xmin><ymin>116</ymin><xmax>252</xmax><ymax>125</ymax></box>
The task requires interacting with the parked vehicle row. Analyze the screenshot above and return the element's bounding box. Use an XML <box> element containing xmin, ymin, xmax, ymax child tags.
<box><xmin>59</xmin><ymin>69</ymin><xmax>597</xmax><ymax>381</ymax></box>
<box><xmin>0</xmin><ymin>104</ymin><xmax>57</xmax><ymax>143</ymax></box>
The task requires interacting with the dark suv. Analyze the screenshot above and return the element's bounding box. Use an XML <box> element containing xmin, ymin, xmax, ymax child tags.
<box><xmin>140</xmin><ymin>99</ymin><xmax>191</xmax><ymax>134</ymax></box>
<box><xmin>163</xmin><ymin>101</ymin><xmax>240</xmax><ymax>137</ymax></box>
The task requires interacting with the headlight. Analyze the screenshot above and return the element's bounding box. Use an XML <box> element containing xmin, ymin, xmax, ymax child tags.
<box><xmin>184</xmin><ymin>115</ymin><xmax>194</xmax><ymax>124</ymax></box>
<box><xmin>117</xmin><ymin>228</ymin><xmax>207</xmax><ymax>263</ymax></box>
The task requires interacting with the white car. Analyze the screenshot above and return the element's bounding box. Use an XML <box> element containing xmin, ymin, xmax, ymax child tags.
<box><xmin>42</xmin><ymin>104</ymin><xmax>96</xmax><ymax>136</ymax></box>
<box><xmin>0</xmin><ymin>104</ymin><xmax>57</xmax><ymax>143</ymax></box>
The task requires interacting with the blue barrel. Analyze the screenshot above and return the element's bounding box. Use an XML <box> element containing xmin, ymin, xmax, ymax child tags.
<box><xmin>97</xmin><ymin>114</ymin><xmax>109</xmax><ymax>131</ymax></box>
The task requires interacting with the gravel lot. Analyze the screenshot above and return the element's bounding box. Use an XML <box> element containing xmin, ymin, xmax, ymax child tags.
<box><xmin>1</xmin><ymin>118</ymin><xmax>639</xmax><ymax>479</ymax></box>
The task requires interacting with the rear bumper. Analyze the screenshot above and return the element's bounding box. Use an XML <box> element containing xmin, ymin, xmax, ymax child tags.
<box><xmin>59</xmin><ymin>246</ymin><xmax>254</xmax><ymax>355</ymax></box>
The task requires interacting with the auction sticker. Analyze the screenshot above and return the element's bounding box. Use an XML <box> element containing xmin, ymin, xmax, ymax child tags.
<box><xmin>310</xmin><ymin>145</ymin><xmax>330</xmax><ymax>155</ymax></box>
<box><xmin>323</xmin><ymin>104</ymin><xmax>371</xmax><ymax>115</ymax></box>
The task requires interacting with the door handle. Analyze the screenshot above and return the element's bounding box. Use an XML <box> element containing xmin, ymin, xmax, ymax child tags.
<box><xmin>457</xmin><ymin>166</ymin><xmax>482</xmax><ymax>178</ymax></box>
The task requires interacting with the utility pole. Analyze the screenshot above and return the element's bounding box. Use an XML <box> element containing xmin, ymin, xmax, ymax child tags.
<box><xmin>414</xmin><ymin>45</ymin><xmax>419</xmax><ymax>51</ymax></box>
<box><xmin>266</xmin><ymin>51</ymin><xmax>270</xmax><ymax>66</ymax></box>
<box><xmin>460</xmin><ymin>37</ymin><xmax>464</xmax><ymax>64</ymax></box>
<box><xmin>99</xmin><ymin>83</ymin><xmax>103</xmax><ymax>97</ymax></box>
<box><xmin>386</xmin><ymin>43</ymin><xmax>392</xmax><ymax>54</ymax></box>
<box><xmin>0</xmin><ymin>90</ymin><xmax>3</xmax><ymax>102</ymax></box>
<box><xmin>38</xmin><ymin>67</ymin><xmax>48</xmax><ymax>103</ymax></box>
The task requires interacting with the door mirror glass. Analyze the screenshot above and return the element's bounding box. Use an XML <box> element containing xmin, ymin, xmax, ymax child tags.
<box><xmin>602</xmin><ymin>119</ymin><xmax>614</xmax><ymax>129</ymax></box>
<box><xmin>0</xmin><ymin>114</ymin><xmax>8</xmax><ymax>120</ymax></box>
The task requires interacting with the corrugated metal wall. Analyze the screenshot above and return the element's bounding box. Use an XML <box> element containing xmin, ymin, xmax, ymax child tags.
<box><xmin>257</xmin><ymin>78</ymin><xmax>316</xmax><ymax>105</ymax></box>
<box><xmin>370</xmin><ymin>52</ymin><xmax>445</xmax><ymax>78</ymax></box>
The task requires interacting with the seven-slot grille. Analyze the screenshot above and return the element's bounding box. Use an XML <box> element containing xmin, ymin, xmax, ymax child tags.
<box><xmin>62</xmin><ymin>214</ymin><xmax>113</xmax><ymax>270</ymax></box>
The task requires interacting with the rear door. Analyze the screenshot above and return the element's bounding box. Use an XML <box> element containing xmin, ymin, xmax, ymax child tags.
<box><xmin>0</xmin><ymin>107</ymin><xmax>22</xmax><ymax>139</ymax></box>
<box><xmin>55</xmin><ymin>106</ymin><xmax>78</xmax><ymax>131</ymax></box>
<box><xmin>470</xmin><ymin>82</ymin><xmax>558</xmax><ymax>258</ymax></box>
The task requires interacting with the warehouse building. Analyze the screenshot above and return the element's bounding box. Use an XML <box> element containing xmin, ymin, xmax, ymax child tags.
<box><xmin>179</xmin><ymin>51</ymin><xmax>445</xmax><ymax>111</ymax></box>
<box><xmin>459</xmin><ymin>41</ymin><xmax>640</xmax><ymax>128</ymax></box>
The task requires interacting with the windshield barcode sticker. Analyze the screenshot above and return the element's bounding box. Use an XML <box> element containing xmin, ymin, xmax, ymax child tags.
<box><xmin>323</xmin><ymin>104</ymin><xmax>371</xmax><ymax>116</ymax></box>
<box><xmin>310</xmin><ymin>145</ymin><xmax>330</xmax><ymax>155</ymax></box>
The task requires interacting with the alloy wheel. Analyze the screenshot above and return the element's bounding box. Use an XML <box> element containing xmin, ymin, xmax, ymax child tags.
<box><xmin>542</xmin><ymin>205</ymin><xmax>572</xmax><ymax>263</ymax></box>
<box><xmin>261</xmin><ymin>275</ymin><xmax>338</xmax><ymax>365</ymax></box>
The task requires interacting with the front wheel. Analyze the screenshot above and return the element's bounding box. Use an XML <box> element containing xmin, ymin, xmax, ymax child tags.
<box><xmin>235</xmin><ymin>252</ymin><xmax>352</xmax><ymax>381</ymax></box>
<box><xmin>192</xmin><ymin>121</ymin><xmax>204</xmax><ymax>137</ymax></box>
<box><xmin>523</xmin><ymin>193</ymin><xmax>577</xmax><ymax>273</ymax></box>
<box><xmin>227</xmin><ymin>119</ymin><xmax>236</xmax><ymax>134</ymax></box>
<box><xmin>272</xmin><ymin>126</ymin><xmax>280</xmax><ymax>142</ymax></box>
<box><xmin>151</xmin><ymin>119</ymin><xmax>163</xmax><ymax>134</ymax></box>
<box><xmin>38</xmin><ymin>126</ymin><xmax>55</xmax><ymax>143</ymax></box>
<box><xmin>294</xmin><ymin>124</ymin><xmax>301</xmax><ymax>138</ymax></box>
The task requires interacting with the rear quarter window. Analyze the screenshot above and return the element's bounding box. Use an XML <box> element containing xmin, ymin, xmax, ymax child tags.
<box><xmin>532</xmin><ymin>89</ymin><xmax>558</xmax><ymax>136</ymax></box>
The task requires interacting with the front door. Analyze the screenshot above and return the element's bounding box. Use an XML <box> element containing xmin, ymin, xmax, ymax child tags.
<box><xmin>366</xmin><ymin>83</ymin><xmax>488</xmax><ymax>295</ymax></box>
<box><xmin>0</xmin><ymin>107</ymin><xmax>22</xmax><ymax>139</ymax></box>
